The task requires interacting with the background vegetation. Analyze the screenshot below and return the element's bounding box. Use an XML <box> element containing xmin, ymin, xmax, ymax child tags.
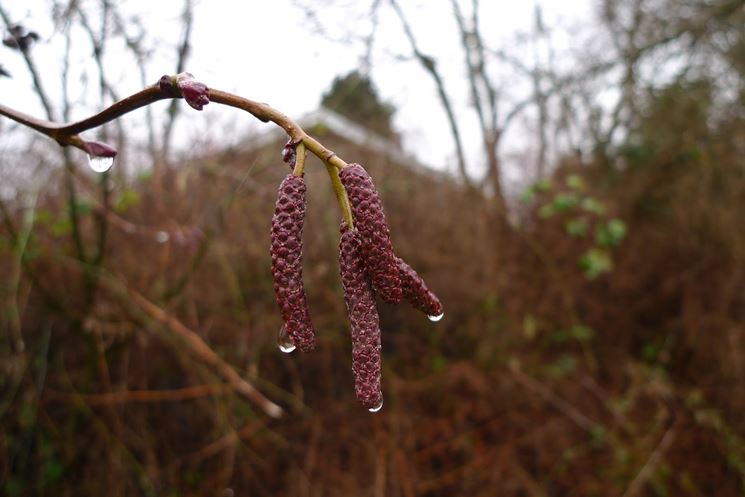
<box><xmin>1</xmin><ymin>0</ymin><xmax>744</xmax><ymax>495</ymax></box>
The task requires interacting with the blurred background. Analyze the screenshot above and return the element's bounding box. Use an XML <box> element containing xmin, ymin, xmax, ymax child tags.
<box><xmin>1</xmin><ymin>0</ymin><xmax>744</xmax><ymax>495</ymax></box>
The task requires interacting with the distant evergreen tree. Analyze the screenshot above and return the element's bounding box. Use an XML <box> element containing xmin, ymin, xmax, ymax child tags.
<box><xmin>321</xmin><ymin>71</ymin><xmax>398</xmax><ymax>141</ymax></box>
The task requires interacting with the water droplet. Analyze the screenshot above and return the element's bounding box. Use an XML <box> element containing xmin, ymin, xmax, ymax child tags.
<box><xmin>155</xmin><ymin>231</ymin><xmax>170</xmax><ymax>243</ymax></box>
<box><xmin>368</xmin><ymin>398</ymin><xmax>383</xmax><ymax>413</ymax></box>
<box><xmin>87</xmin><ymin>154</ymin><xmax>114</xmax><ymax>173</ymax></box>
<box><xmin>428</xmin><ymin>312</ymin><xmax>444</xmax><ymax>322</ymax></box>
<box><xmin>277</xmin><ymin>325</ymin><xmax>296</xmax><ymax>353</ymax></box>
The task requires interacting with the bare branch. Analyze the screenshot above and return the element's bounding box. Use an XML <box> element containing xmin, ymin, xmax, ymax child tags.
<box><xmin>0</xmin><ymin>3</ymin><xmax>56</xmax><ymax>120</ymax></box>
<box><xmin>127</xmin><ymin>288</ymin><xmax>283</xmax><ymax>418</ymax></box>
<box><xmin>162</xmin><ymin>0</ymin><xmax>194</xmax><ymax>160</ymax></box>
<box><xmin>389</xmin><ymin>0</ymin><xmax>472</xmax><ymax>189</ymax></box>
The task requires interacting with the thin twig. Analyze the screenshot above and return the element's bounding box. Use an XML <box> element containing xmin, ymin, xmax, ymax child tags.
<box><xmin>0</xmin><ymin>3</ymin><xmax>56</xmax><ymax>120</ymax></box>
<box><xmin>509</xmin><ymin>363</ymin><xmax>599</xmax><ymax>434</ymax></box>
<box><xmin>389</xmin><ymin>0</ymin><xmax>471</xmax><ymax>189</ymax></box>
<box><xmin>162</xmin><ymin>0</ymin><xmax>194</xmax><ymax>160</ymax></box>
<box><xmin>621</xmin><ymin>419</ymin><xmax>678</xmax><ymax>497</ymax></box>
<box><xmin>126</xmin><ymin>288</ymin><xmax>284</xmax><ymax>418</ymax></box>
<box><xmin>45</xmin><ymin>383</ymin><xmax>234</xmax><ymax>405</ymax></box>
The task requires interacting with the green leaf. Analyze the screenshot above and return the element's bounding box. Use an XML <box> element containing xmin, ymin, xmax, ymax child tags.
<box><xmin>565</xmin><ymin>218</ymin><xmax>589</xmax><ymax>237</ymax></box>
<box><xmin>538</xmin><ymin>203</ymin><xmax>555</xmax><ymax>218</ymax></box>
<box><xmin>431</xmin><ymin>355</ymin><xmax>446</xmax><ymax>372</ymax></box>
<box><xmin>523</xmin><ymin>314</ymin><xmax>538</xmax><ymax>340</ymax></box>
<box><xmin>51</xmin><ymin>218</ymin><xmax>72</xmax><ymax>237</ymax></box>
<box><xmin>520</xmin><ymin>187</ymin><xmax>536</xmax><ymax>203</ymax></box>
<box><xmin>551</xmin><ymin>192</ymin><xmax>580</xmax><ymax>211</ymax></box>
<box><xmin>43</xmin><ymin>460</ymin><xmax>64</xmax><ymax>485</ymax></box>
<box><xmin>547</xmin><ymin>355</ymin><xmax>577</xmax><ymax>378</ymax></box>
<box><xmin>596</xmin><ymin>218</ymin><xmax>627</xmax><ymax>247</ymax></box>
<box><xmin>580</xmin><ymin>197</ymin><xmax>607</xmax><ymax>215</ymax></box>
<box><xmin>33</xmin><ymin>208</ymin><xmax>52</xmax><ymax>225</ymax></box>
<box><xmin>570</xmin><ymin>324</ymin><xmax>595</xmax><ymax>341</ymax></box>
<box><xmin>535</xmin><ymin>178</ymin><xmax>552</xmax><ymax>192</ymax></box>
<box><xmin>579</xmin><ymin>248</ymin><xmax>613</xmax><ymax>279</ymax></box>
<box><xmin>115</xmin><ymin>189</ymin><xmax>141</xmax><ymax>213</ymax></box>
<box><xmin>566</xmin><ymin>174</ymin><xmax>586</xmax><ymax>191</ymax></box>
<box><xmin>74</xmin><ymin>199</ymin><xmax>92</xmax><ymax>216</ymax></box>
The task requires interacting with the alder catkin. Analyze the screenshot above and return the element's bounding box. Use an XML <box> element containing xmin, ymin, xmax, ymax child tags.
<box><xmin>339</xmin><ymin>163</ymin><xmax>402</xmax><ymax>304</ymax></box>
<box><xmin>339</xmin><ymin>223</ymin><xmax>383</xmax><ymax>409</ymax></box>
<box><xmin>397</xmin><ymin>258</ymin><xmax>443</xmax><ymax>318</ymax></box>
<box><xmin>270</xmin><ymin>173</ymin><xmax>315</xmax><ymax>352</ymax></box>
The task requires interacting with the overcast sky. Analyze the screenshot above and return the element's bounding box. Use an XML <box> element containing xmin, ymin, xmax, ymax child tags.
<box><xmin>1</xmin><ymin>0</ymin><xmax>595</xmax><ymax>183</ymax></box>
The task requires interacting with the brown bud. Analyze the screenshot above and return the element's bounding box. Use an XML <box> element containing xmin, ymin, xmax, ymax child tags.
<box><xmin>339</xmin><ymin>223</ymin><xmax>383</xmax><ymax>410</ymax></box>
<box><xmin>339</xmin><ymin>163</ymin><xmax>402</xmax><ymax>304</ymax></box>
<box><xmin>82</xmin><ymin>140</ymin><xmax>118</xmax><ymax>158</ymax></box>
<box><xmin>176</xmin><ymin>72</ymin><xmax>210</xmax><ymax>110</ymax></box>
<box><xmin>397</xmin><ymin>258</ymin><xmax>443</xmax><ymax>319</ymax></box>
<box><xmin>270</xmin><ymin>173</ymin><xmax>315</xmax><ymax>352</ymax></box>
<box><xmin>281</xmin><ymin>138</ymin><xmax>298</xmax><ymax>168</ymax></box>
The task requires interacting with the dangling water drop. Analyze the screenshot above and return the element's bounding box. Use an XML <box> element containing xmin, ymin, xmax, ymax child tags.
<box><xmin>368</xmin><ymin>398</ymin><xmax>384</xmax><ymax>413</ymax></box>
<box><xmin>87</xmin><ymin>154</ymin><xmax>114</xmax><ymax>173</ymax></box>
<box><xmin>155</xmin><ymin>231</ymin><xmax>170</xmax><ymax>243</ymax></box>
<box><xmin>428</xmin><ymin>312</ymin><xmax>444</xmax><ymax>322</ymax></box>
<box><xmin>277</xmin><ymin>324</ymin><xmax>296</xmax><ymax>353</ymax></box>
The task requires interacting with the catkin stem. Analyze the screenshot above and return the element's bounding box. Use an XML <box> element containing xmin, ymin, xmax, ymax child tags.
<box><xmin>292</xmin><ymin>142</ymin><xmax>306</xmax><ymax>176</ymax></box>
<box><xmin>325</xmin><ymin>162</ymin><xmax>354</xmax><ymax>229</ymax></box>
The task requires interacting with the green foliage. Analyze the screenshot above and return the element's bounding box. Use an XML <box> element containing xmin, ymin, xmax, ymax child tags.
<box><xmin>321</xmin><ymin>70</ymin><xmax>397</xmax><ymax>140</ymax></box>
<box><xmin>580</xmin><ymin>197</ymin><xmax>606</xmax><ymax>215</ymax></box>
<box><xmin>595</xmin><ymin>219</ymin><xmax>627</xmax><ymax>247</ymax></box>
<box><xmin>552</xmin><ymin>192</ymin><xmax>581</xmax><ymax>212</ymax></box>
<box><xmin>565</xmin><ymin>174</ymin><xmax>586</xmax><ymax>191</ymax></box>
<box><xmin>74</xmin><ymin>199</ymin><xmax>92</xmax><ymax>216</ymax></box>
<box><xmin>579</xmin><ymin>248</ymin><xmax>613</xmax><ymax>279</ymax></box>
<box><xmin>525</xmin><ymin>173</ymin><xmax>626</xmax><ymax>280</ymax></box>
<box><xmin>546</xmin><ymin>354</ymin><xmax>577</xmax><ymax>378</ymax></box>
<box><xmin>115</xmin><ymin>189</ymin><xmax>141</xmax><ymax>213</ymax></box>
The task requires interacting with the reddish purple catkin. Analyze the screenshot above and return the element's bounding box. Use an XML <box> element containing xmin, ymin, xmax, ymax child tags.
<box><xmin>339</xmin><ymin>163</ymin><xmax>402</xmax><ymax>304</ymax></box>
<box><xmin>397</xmin><ymin>258</ymin><xmax>444</xmax><ymax>318</ymax></box>
<box><xmin>270</xmin><ymin>173</ymin><xmax>315</xmax><ymax>352</ymax></box>
<box><xmin>339</xmin><ymin>223</ymin><xmax>383</xmax><ymax>410</ymax></box>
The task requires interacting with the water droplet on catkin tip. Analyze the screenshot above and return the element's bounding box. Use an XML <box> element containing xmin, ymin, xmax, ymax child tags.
<box><xmin>277</xmin><ymin>325</ymin><xmax>296</xmax><ymax>353</ymax></box>
<box><xmin>87</xmin><ymin>154</ymin><xmax>114</xmax><ymax>173</ymax></box>
<box><xmin>368</xmin><ymin>398</ymin><xmax>383</xmax><ymax>413</ymax></box>
<box><xmin>428</xmin><ymin>312</ymin><xmax>444</xmax><ymax>322</ymax></box>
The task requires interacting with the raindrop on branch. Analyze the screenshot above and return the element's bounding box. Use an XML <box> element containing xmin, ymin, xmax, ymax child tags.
<box><xmin>87</xmin><ymin>155</ymin><xmax>114</xmax><ymax>173</ymax></box>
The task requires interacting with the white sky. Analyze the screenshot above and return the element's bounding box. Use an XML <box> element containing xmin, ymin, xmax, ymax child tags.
<box><xmin>0</xmin><ymin>0</ymin><xmax>595</xmax><ymax>184</ymax></box>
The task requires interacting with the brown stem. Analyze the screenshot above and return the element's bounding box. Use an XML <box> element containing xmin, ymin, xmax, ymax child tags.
<box><xmin>0</xmin><ymin>82</ymin><xmax>350</xmax><ymax>172</ymax></box>
<box><xmin>0</xmin><ymin>76</ymin><xmax>357</xmax><ymax>228</ymax></box>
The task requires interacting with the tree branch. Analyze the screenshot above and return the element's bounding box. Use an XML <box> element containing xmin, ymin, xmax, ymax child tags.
<box><xmin>0</xmin><ymin>73</ymin><xmax>355</xmax><ymax>234</ymax></box>
<box><xmin>389</xmin><ymin>0</ymin><xmax>472</xmax><ymax>189</ymax></box>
